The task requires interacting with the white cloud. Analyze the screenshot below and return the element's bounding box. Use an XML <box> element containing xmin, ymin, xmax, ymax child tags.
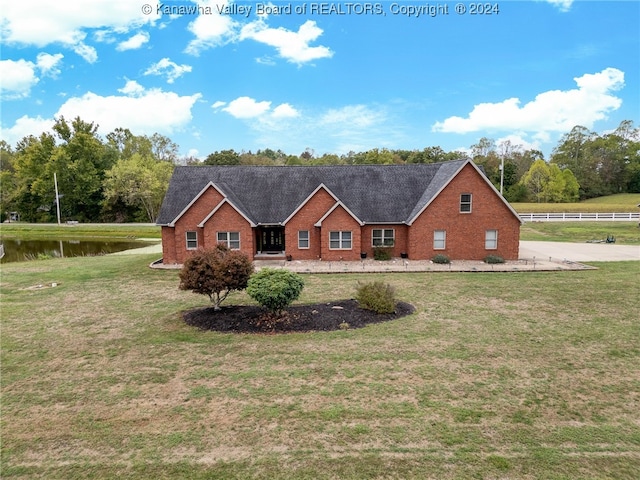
<box><xmin>220</xmin><ymin>100</ymin><xmax>395</xmax><ymax>154</ymax></box>
<box><xmin>272</xmin><ymin>103</ymin><xmax>299</xmax><ymax>119</ymax></box>
<box><xmin>55</xmin><ymin>83</ymin><xmax>201</xmax><ymax>135</ymax></box>
<box><xmin>70</xmin><ymin>36</ymin><xmax>98</xmax><ymax>63</ymax></box>
<box><xmin>0</xmin><ymin>82</ymin><xmax>201</xmax><ymax>145</ymax></box>
<box><xmin>0</xmin><ymin>59</ymin><xmax>40</xmax><ymax>99</ymax></box>
<box><xmin>118</xmin><ymin>79</ymin><xmax>146</xmax><ymax>96</ymax></box>
<box><xmin>0</xmin><ymin>115</ymin><xmax>55</xmax><ymax>145</ymax></box>
<box><xmin>0</xmin><ymin>53</ymin><xmax>64</xmax><ymax>99</ymax></box>
<box><xmin>184</xmin><ymin>0</ymin><xmax>238</xmax><ymax>55</ymax></box>
<box><xmin>1</xmin><ymin>0</ymin><xmax>158</xmax><ymax>61</ymax></box>
<box><xmin>432</xmin><ymin>68</ymin><xmax>624</xmax><ymax>136</ymax></box>
<box><xmin>223</xmin><ymin>97</ymin><xmax>272</xmax><ymax>118</ymax></box>
<box><xmin>117</xmin><ymin>32</ymin><xmax>150</xmax><ymax>51</ymax></box>
<box><xmin>240</xmin><ymin>19</ymin><xmax>333</xmax><ymax>65</ymax></box>
<box><xmin>144</xmin><ymin>58</ymin><xmax>192</xmax><ymax>84</ymax></box>
<box><xmin>544</xmin><ymin>0</ymin><xmax>574</xmax><ymax>12</ymax></box>
<box><xmin>216</xmin><ymin>96</ymin><xmax>301</xmax><ymax>121</ymax></box>
<box><xmin>36</xmin><ymin>53</ymin><xmax>64</xmax><ymax>77</ymax></box>
<box><xmin>320</xmin><ymin>105</ymin><xmax>384</xmax><ymax>130</ymax></box>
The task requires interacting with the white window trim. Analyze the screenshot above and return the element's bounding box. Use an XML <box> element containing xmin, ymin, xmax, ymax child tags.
<box><xmin>217</xmin><ymin>231</ymin><xmax>241</xmax><ymax>250</ymax></box>
<box><xmin>186</xmin><ymin>231</ymin><xmax>198</xmax><ymax>250</ymax></box>
<box><xmin>433</xmin><ymin>230</ymin><xmax>446</xmax><ymax>250</ymax></box>
<box><xmin>485</xmin><ymin>230</ymin><xmax>498</xmax><ymax>250</ymax></box>
<box><xmin>460</xmin><ymin>193</ymin><xmax>472</xmax><ymax>213</ymax></box>
<box><xmin>329</xmin><ymin>231</ymin><xmax>352</xmax><ymax>250</ymax></box>
<box><xmin>372</xmin><ymin>228</ymin><xmax>395</xmax><ymax>247</ymax></box>
<box><xmin>298</xmin><ymin>230</ymin><xmax>310</xmax><ymax>249</ymax></box>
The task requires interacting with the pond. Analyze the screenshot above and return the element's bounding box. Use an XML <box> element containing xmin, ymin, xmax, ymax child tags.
<box><xmin>0</xmin><ymin>238</ymin><xmax>156</xmax><ymax>263</ymax></box>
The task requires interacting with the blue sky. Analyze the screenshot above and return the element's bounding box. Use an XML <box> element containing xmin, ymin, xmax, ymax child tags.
<box><xmin>1</xmin><ymin>0</ymin><xmax>638</xmax><ymax>159</ymax></box>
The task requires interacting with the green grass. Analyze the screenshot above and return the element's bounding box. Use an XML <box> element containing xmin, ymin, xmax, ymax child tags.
<box><xmin>513</xmin><ymin>193</ymin><xmax>640</xmax><ymax>213</ymax></box>
<box><xmin>0</xmin><ymin>223</ymin><xmax>161</xmax><ymax>240</ymax></box>
<box><xmin>2</xmin><ymin>254</ymin><xmax>639</xmax><ymax>478</ymax></box>
<box><xmin>520</xmin><ymin>221</ymin><xmax>640</xmax><ymax>244</ymax></box>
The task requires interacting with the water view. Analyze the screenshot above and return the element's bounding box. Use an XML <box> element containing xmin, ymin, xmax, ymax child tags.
<box><xmin>0</xmin><ymin>238</ymin><xmax>154</xmax><ymax>263</ymax></box>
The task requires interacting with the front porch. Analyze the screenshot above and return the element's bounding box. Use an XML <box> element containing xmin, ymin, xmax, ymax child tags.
<box><xmin>254</xmin><ymin>226</ymin><xmax>286</xmax><ymax>259</ymax></box>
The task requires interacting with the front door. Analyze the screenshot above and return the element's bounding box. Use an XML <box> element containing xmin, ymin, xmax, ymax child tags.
<box><xmin>260</xmin><ymin>227</ymin><xmax>284</xmax><ymax>252</ymax></box>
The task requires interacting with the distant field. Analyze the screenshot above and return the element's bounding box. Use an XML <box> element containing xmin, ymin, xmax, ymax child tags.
<box><xmin>0</xmin><ymin>223</ymin><xmax>161</xmax><ymax>240</ymax></box>
<box><xmin>520</xmin><ymin>221</ymin><xmax>640</xmax><ymax>244</ymax></box>
<box><xmin>512</xmin><ymin>193</ymin><xmax>640</xmax><ymax>213</ymax></box>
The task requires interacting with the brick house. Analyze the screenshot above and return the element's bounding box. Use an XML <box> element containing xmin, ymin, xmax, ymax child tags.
<box><xmin>156</xmin><ymin>159</ymin><xmax>522</xmax><ymax>265</ymax></box>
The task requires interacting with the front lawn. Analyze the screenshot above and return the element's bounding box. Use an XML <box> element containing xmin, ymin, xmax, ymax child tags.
<box><xmin>1</xmin><ymin>254</ymin><xmax>639</xmax><ymax>479</ymax></box>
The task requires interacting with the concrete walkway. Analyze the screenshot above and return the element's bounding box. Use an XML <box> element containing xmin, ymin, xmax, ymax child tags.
<box><xmin>115</xmin><ymin>240</ymin><xmax>638</xmax><ymax>272</ymax></box>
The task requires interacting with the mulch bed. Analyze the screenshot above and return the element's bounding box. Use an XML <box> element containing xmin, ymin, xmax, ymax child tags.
<box><xmin>183</xmin><ymin>299</ymin><xmax>416</xmax><ymax>333</ymax></box>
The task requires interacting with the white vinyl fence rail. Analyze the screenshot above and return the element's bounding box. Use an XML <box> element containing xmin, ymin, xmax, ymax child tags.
<box><xmin>519</xmin><ymin>212</ymin><xmax>640</xmax><ymax>222</ymax></box>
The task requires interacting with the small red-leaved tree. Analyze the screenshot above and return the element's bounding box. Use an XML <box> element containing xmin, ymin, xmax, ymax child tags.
<box><xmin>179</xmin><ymin>244</ymin><xmax>254</xmax><ymax>310</ymax></box>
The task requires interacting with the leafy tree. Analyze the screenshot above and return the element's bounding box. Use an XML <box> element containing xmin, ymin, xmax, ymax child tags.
<box><xmin>561</xmin><ymin>168</ymin><xmax>580</xmax><ymax>202</ymax></box>
<box><xmin>150</xmin><ymin>133</ymin><xmax>179</xmax><ymax>163</ymax></box>
<box><xmin>247</xmin><ymin>268</ymin><xmax>305</xmax><ymax>315</ymax></box>
<box><xmin>106</xmin><ymin>128</ymin><xmax>152</xmax><ymax>159</ymax></box>
<box><xmin>203</xmin><ymin>149</ymin><xmax>241</xmax><ymax>165</ymax></box>
<box><xmin>11</xmin><ymin>133</ymin><xmax>57</xmax><ymax>221</ymax></box>
<box><xmin>179</xmin><ymin>245</ymin><xmax>254</xmax><ymax>310</ymax></box>
<box><xmin>44</xmin><ymin>117</ymin><xmax>117</xmax><ymax>221</ymax></box>
<box><xmin>521</xmin><ymin>159</ymin><xmax>580</xmax><ymax>203</ymax></box>
<box><xmin>0</xmin><ymin>141</ymin><xmax>17</xmax><ymax>222</ymax></box>
<box><xmin>522</xmin><ymin>159</ymin><xmax>551</xmax><ymax>202</ymax></box>
<box><xmin>103</xmin><ymin>153</ymin><xmax>174</xmax><ymax>222</ymax></box>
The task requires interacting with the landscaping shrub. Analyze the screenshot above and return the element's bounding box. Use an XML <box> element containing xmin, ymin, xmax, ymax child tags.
<box><xmin>432</xmin><ymin>254</ymin><xmax>451</xmax><ymax>264</ymax></box>
<box><xmin>373</xmin><ymin>246</ymin><xmax>392</xmax><ymax>261</ymax></box>
<box><xmin>355</xmin><ymin>281</ymin><xmax>396</xmax><ymax>314</ymax></box>
<box><xmin>179</xmin><ymin>245</ymin><xmax>254</xmax><ymax>310</ymax></box>
<box><xmin>484</xmin><ymin>255</ymin><xmax>505</xmax><ymax>264</ymax></box>
<box><xmin>247</xmin><ymin>268</ymin><xmax>305</xmax><ymax>315</ymax></box>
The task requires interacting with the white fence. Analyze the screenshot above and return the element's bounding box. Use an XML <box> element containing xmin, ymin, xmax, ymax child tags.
<box><xmin>519</xmin><ymin>212</ymin><xmax>639</xmax><ymax>222</ymax></box>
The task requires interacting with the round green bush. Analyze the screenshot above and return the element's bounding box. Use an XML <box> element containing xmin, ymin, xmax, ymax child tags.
<box><xmin>355</xmin><ymin>281</ymin><xmax>396</xmax><ymax>314</ymax></box>
<box><xmin>431</xmin><ymin>254</ymin><xmax>451</xmax><ymax>264</ymax></box>
<box><xmin>247</xmin><ymin>268</ymin><xmax>305</xmax><ymax>314</ymax></box>
<box><xmin>484</xmin><ymin>255</ymin><xmax>505</xmax><ymax>264</ymax></box>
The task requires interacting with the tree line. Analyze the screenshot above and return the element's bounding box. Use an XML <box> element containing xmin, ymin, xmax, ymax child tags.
<box><xmin>1</xmin><ymin>117</ymin><xmax>638</xmax><ymax>223</ymax></box>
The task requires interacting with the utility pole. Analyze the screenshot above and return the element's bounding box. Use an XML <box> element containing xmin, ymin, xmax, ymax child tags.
<box><xmin>54</xmin><ymin>172</ymin><xmax>61</xmax><ymax>225</ymax></box>
<box><xmin>499</xmin><ymin>157</ymin><xmax>504</xmax><ymax>195</ymax></box>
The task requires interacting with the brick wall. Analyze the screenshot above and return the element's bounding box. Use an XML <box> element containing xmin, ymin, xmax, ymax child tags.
<box><xmin>202</xmin><ymin>201</ymin><xmax>255</xmax><ymax>259</ymax></box>
<box><xmin>167</xmin><ymin>186</ymin><xmax>224</xmax><ymax>264</ymax></box>
<box><xmin>318</xmin><ymin>205</ymin><xmax>362</xmax><ymax>261</ymax></box>
<box><xmin>360</xmin><ymin>224</ymin><xmax>409</xmax><ymax>258</ymax></box>
<box><xmin>284</xmin><ymin>188</ymin><xmax>336</xmax><ymax>260</ymax></box>
<box><xmin>408</xmin><ymin>163</ymin><xmax>520</xmax><ymax>260</ymax></box>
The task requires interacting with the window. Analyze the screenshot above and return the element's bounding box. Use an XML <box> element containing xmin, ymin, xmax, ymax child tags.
<box><xmin>433</xmin><ymin>230</ymin><xmax>446</xmax><ymax>250</ymax></box>
<box><xmin>485</xmin><ymin>230</ymin><xmax>498</xmax><ymax>249</ymax></box>
<box><xmin>372</xmin><ymin>229</ymin><xmax>395</xmax><ymax>247</ymax></box>
<box><xmin>298</xmin><ymin>230</ymin><xmax>309</xmax><ymax>249</ymax></box>
<box><xmin>217</xmin><ymin>231</ymin><xmax>240</xmax><ymax>249</ymax></box>
<box><xmin>186</xmin><ymin>231</ymin><xmax>198</xmax><ymax>250</ymax></box>
<box><xmin>329</xmin><ymin>231</ymin><xmax>352</xmax><ymax>249</ymax></box>
<box><xmin>460</xmin><ymin>193</ymin><xmax>472</xmax><ymax>213</ymax></box>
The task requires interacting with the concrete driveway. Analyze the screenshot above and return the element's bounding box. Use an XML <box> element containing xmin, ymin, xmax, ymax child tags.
<box><xmin>520</xmin><ymin>241</ymin><xmax>640</xmax><ymax>262</ymax></box>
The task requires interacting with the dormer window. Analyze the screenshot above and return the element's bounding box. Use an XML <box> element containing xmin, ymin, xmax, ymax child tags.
<box><xmin>460</xmin><ymin>193</ymin><xmax>472</xmax><ymax>213</ymax></box>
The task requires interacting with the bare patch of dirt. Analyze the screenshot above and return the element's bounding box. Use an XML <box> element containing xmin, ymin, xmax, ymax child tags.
<box><xmin>183</xmin><ymin>300</ymin><xmax>415</xmax><ymax>333</ymax></box>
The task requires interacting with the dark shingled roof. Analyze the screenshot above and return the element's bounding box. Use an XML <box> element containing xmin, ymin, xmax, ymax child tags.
<box><xmin>157</xmin><ymin>160</ymin><xmax>474</xmax><ymax>226</ymax></box>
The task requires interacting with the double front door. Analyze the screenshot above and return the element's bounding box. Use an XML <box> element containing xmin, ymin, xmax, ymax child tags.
<box><xmin>259</xmin><ymin>227</ymin><xmax>284</xmax><ymax>252</ymax></box>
